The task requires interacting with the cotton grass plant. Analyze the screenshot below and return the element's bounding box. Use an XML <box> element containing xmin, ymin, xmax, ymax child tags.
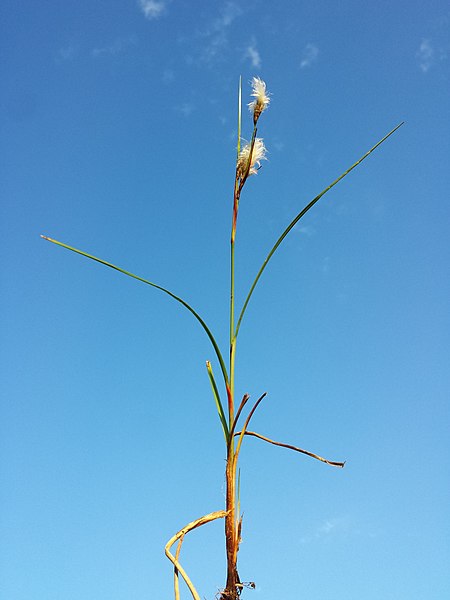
<box><xmin>42</xmin><ymin>77</ymin><xmax>403</xmax><ymax>600</ymax></box>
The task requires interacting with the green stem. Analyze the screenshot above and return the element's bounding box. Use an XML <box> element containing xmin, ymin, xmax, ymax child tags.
<box><xmin>41</xmin><ymin>235</ymin><xmax>229</xmax><ymax>386</ymax></box>
<box><xmin>230</xmin><ymin>184</ymin><xmax>237</xmax><ymax>349</ymax></box>
<box><xmin>229</xmin><ymin>183</ymin><xmax>238</xmax><ymax>429</ymax></box>
<box><xmin>235</xmin><ymin>122</ymin><xmax>405</xmax><ymax>338</ymax></box>
<box><xmin>229</xmin><ymin>341</ymin><xmax>236</xmax><ymax>429</ymax></box>
<box><xmin>229</xmin><ymin>122</ymin><xmax>259</xmax><ymax>425</ymax></box>
<box><xmin>228</xmin><ymin>77</ymin><xmax>243</xmax><ymax>430</ymax></box>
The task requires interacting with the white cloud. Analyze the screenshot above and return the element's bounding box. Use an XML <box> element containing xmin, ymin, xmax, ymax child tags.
<box><xmin>216</xmin><ymin>1</ymin><xmax>242</xmax><ymax>28</ymax></box>
<box><xmin>198</xmin><ymin>2</ymin><xmax>243</xmax><ymax>65</ymax></box>
<box><xmin>92</xmin><ymin>36</ymin><xmax>137</xmax><ymax>58</ymax></box>
<box><xmin>138</xmin><ymin>0</ymin><xmax>166</xmax><ymax>20</ymax></box>
<box><xmin>322</xmin><ymin>256</ymin><xmax>330</xmax><ymax>274</ymax></box>
<box><xmin>273</xmin><ymin>140</ymin><xmax>284</xmax><ymax>152</ymax></box>
<box><xmin>300</xmin><ymin>516</ymin><xmax>383</xmax><ymax>544</ymax></box>
<box><xmin>176</xmin><ymin>102</ymin><xmax>195</xmax><ymax>117</ymax></box>
<box><xmin>416</xmin><ymin>39</ymin><xmax>434</xmax><ymax>72</ymax></box>
<box><xmin>300</xmin><ymin>43</ymin><xmax>319</xmax><ymax>69</ymax></box>
<box><xmin>201</xmin><ymin>30</ymin><xmax>227</xmax><ymax>64</ymax></box>
<box><xmin>300</xmin><ymin>516</ymin><xmax>350</xmax><ymax>544</ymax></box>
<box><xmin>318</xmin><ymin>519</ymin><xmax>339</xmax><ymax>534</ymax></box>
<box><xmin>296</xmin><ymin>224</ymin><xmax>316</xmax><ymax>237</ymax></box>
<box><xmin>56</xmin><ymin>45</ymin><xmax>78</xmax><ymax>62</ymax></box>
<box><xmin>244</xmin><ymin>41</ymin><xmax>261</xmax><ymax>68</ymax></box>
<box><xmin>416</xmin><ymin>36</ymin><xmax>449</xmax><ymax>72</ymax></box>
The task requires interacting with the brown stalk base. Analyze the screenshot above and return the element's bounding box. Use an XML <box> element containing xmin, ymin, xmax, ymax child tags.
<box><xmin>219</xmin><ymin>585</ymin><xmax>241</xmax><ymax>600</ymax></box>
<box><xmin>219</xmin><ymin>564</ymin><xmax>242</xmax><ymax>600</ymax></box>
<box><xmin>220</xmin><ymin>453</ymin><xmax>242</xmax><ymax>600</ymax></box>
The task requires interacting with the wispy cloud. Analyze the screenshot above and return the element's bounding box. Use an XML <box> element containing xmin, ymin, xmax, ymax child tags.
<box><xmin>273</xmin><ymin>140</ymin><xmax>284</xmax><ymax>152</ymax></box>
<box><xmin>217</xmin><ymin>1</ymin><xmax>242</xmax><ymax>27</ymax></box>
<box><xmin>300</xmin><ymin>516</ymin><xmax>350</xmax><ymax>544</ymax></box>
<box><xmin>299</xmin><ymin>516</ymin><xmax>383</xmax><ymax>545</ymax></box>
<box><xmin>92</xmin><ymin>36</ymin><xmax>137</xmax><ymax>58</ymax></box>
<box><xmin>300</xmin><ymin>43</ymin><xmax>319</xmax><ymax>69</ymax></box>
<box><xmin>416</xmin><ymin>37</ymin><xmax>449</xmax><ymax>72</ymax></box>
<box><xmin>296</xmin><ymin>224</ymin><xmax>316</xmax><ymax>237</ymax></box>
<box><xmin>176</xmin><ymin>102</ymin><xmax>195</xmax><ymax>117</ymax></box>
<box><xmin>197</xmin><ymin>2</ymin><xmax>243</xmax><ymax>65</ymax></box>
<box><xmin>138</xmin><ymin>0</ymin><xmax>167</xmax><ymax>20</ymax></box>
<box><xmin>318</xmin><ymin>518</ymin><xmax>345</xmax><ymax>535</ymax></box>
<box><xmin>56</xmin><ymin>45</ymin><xmax>78</xmax><ymax>63</ymax></box>
<box><xmin>244</xmin><ymin>40</ymin><xmax>261</xmax><ymax>68</ymax></box>
<box><xmin>416</xmin><ymin>39</ymin><xmax>434</xmax><ymax>72</ymax></box>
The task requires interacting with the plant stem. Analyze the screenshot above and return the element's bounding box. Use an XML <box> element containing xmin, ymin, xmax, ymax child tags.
<box><xmin>223</xmin><ymin>449</ymin><xmax>239</xmax><ymax>599</ymax></box>
<box><xmin>229</xmin><ymin>176</ymin><xmax>239</xmax><ymax>426</ymax></box>
<box><xmin>223</xmin><ymin>175</ymin><xmax>239</xmax><ymax>599</ymax></box>
<box><xmin>223</xmin><ymin>116</ymin><xmax>260</xmax><ymax>600</ymax></box>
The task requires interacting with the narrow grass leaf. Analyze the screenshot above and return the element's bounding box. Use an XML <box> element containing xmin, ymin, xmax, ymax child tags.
<box><xmin>235</xmin><ymin>122</ymin><xmax>405</xmax><ymax>337</ymax></box>
<box><xmin>41</xmin><ymin>235</ymin><xmax>229</xmax><ymax>386</ymax></box>
<box><xmin>206</xmin><ymin>361</ymin><xmax>229</xmax><ymax>442</ymax></box>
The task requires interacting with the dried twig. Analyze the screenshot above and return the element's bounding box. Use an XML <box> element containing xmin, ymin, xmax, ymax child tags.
<box><xmin>165</xmin><ymin>510</ymin><xmax>228</xmax><ymax>600</ymax></box>
<box><xmin>173</xmin><ymin>534</ymin><xmax>184</xmax><ymax>600</ymax></box>
<box><xmin>228</xmin><ymin>393</ymin><xmax>250</xmax><ymax>441</ymax></box>
<box><xmin>234</xmin><ymin>393</ymin><xmax>267</xmax><ymax>459</ymax></box>
<box><xmin>234</xmin><ymin>430</ymin><xmax>345</xmax><ymax>468</ymax></box>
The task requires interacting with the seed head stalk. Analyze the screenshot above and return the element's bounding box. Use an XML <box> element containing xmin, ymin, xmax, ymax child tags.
<box><xmin>224</xmin><ymin>167</ymin><xmax>241</xmax><ymax>600</ymax></box>
<box><xmin>223</xmin><ymin>78</ymin><xmax>269</xmax><ymax>600</ymax></box>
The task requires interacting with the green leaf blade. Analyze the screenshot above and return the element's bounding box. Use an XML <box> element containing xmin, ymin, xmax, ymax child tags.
<box><xmin>206</xmin><ymin>361</ymin><xmax>229</xmax><ymax>443</ymax></box>
<box><xmin>235</xmin><ymin>122</ymin><xmax>405</xmax><ymax>337</ymax></box>
<box><xmin>41</xmin><ymin>235</ymin><xmax>229</xmax><ymax>386</ymax></box>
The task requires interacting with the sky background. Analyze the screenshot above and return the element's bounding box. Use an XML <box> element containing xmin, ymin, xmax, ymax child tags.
<box><xmin>1</xmin><ymin>1</ymin><xmax>449</xmax><ymax>599</ymax></box>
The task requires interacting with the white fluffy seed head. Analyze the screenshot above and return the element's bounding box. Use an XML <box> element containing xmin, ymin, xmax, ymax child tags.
<box><xmin>236</xmin><ymin>138</ymin><xmax>267</xmax><ymax>178</ymax></box>
<box><xmin>248</xmin><ymin>77</ymin><xmax>270</xmax><ymax>121</ymax></box>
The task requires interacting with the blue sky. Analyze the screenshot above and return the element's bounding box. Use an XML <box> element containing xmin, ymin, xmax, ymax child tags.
<box><xmin>1</xmin><ymin>1</ymin><xmax>449</xmax><ymax>599</ymax></box>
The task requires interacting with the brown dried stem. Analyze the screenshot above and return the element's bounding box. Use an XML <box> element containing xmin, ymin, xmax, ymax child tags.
<box><xmin>165</xmin><ymin>510</ymin><xmax>228</xmax><ymax>600</ymax></box>
<box><xmin>233</xmin><ymin>430</ymin><xmax>345</xmax><ymax>468</ymax></box>
<box><xmin>228</xmin><ymin>393</ymin><xmax>251</xmax><ymax>442</ymax></box>
<box><xmin>173</xmin><ymin>535</ymin><xmax>184</xmax><ymax>600</ymax></box>
<box><xmin>234</xmin><ymin>393</ymin><xmax>267</xmax><ymax>459</ymax></box>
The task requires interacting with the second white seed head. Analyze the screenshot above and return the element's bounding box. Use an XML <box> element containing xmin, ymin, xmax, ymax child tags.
<box><xmin>237</xmin><ymin>138</ymin><xmax>267</xmax><ymax>178</ymax></box>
